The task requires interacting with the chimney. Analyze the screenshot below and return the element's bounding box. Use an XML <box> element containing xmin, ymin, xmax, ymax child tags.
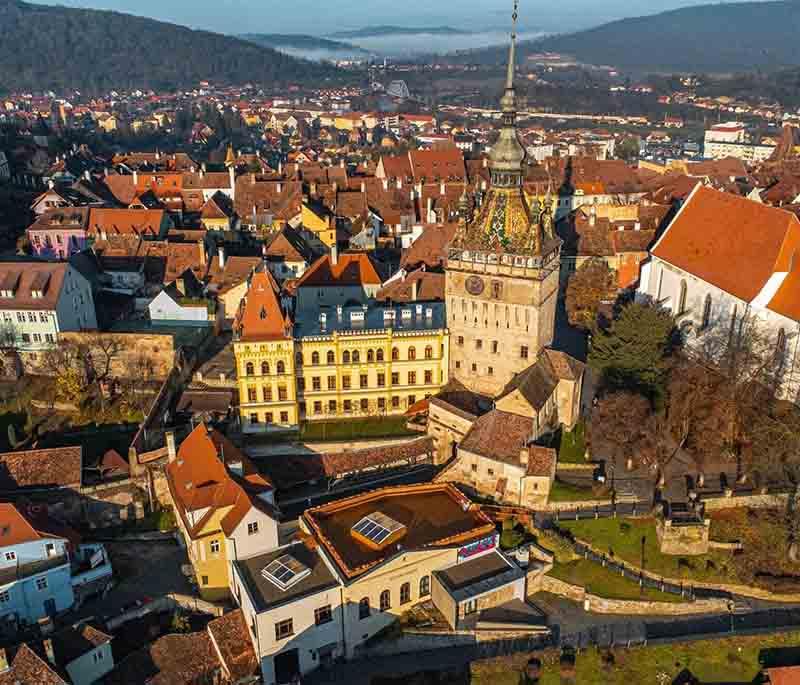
<box><xmin>440</xmin><ymin>181</ymin><xmax>446</xmax><ymax>196</ymax></box>
<box><xmin>483</xmin><ymin>157</ymin><xmax>488</xmax><ymax>168</ymax></box>
<box><xmin>0</xmin><ymin>648</ymin><xmax>8</xmax><ymax>672</ymax></box>
<box><xmin>382</xmin><ymin>179</ymin><xmax>388</xmax><ymax>191</ymax></box>
<box><xmin>218</xmin><ymin>245</ymin><xmax>226</xmax><ymax>269</ymax></box>
<box><xmin>589</xmin><ymin>205</ymin><xmax>596</xmax><ymax>227</ymax></box>
<box><xmin>198</xmin><ymin>240</ymin><xmax>206</xmax><ymax>265</ymax></box>
<box><xmin>396</xmin><ymin>178</ymin><xmax>402</xmax><ymax>190</ymax></box>
<box><xmin>277</xmin><ymin>182</ymin><xmax>282</xmax><ymax>194</ymax></box>
<box><xmin>426</xmin><ymin>197</ymin><xmax>433</xmax><ymax>222</ymax></box>
<box><xmin>229</xmin><ymin>165</ymin><xmax>236</xmax><ymax>200</ymax></box>
<box><xmin>133</xmin><ymin>169</ymin><xmax>138</xmax><ymax>185</ymax></box>
<box><xmin>411</xmin><ymin>278</ymin><xmax>419</xmax><ymax>301</ymax></box>
<box><xmin>481</xmin><ymin>180</ymin><xmax>487</xmax><ymax>191</ymax></box>
<box><xmin>634</xmin><ymin>221</ymin><xmax>641</xmax><ymax>231</ymax></box>
<box><xmin>340</xmin><ymin>159</ymin><xmax>345</xmax><ymax>169</ymax></box>
<box><xmin>43</xmin><ymin>639</ymin><xmax>55</xmax><ymax>665</ymax></box>
<box><xmin>251</xmin><ymin>173</ymin><xmax>256</xmax><ymax>185</ymax></box>
<box><xmin>330</xmin><ymin>243</ymin><xmax>338</xmax><ymax>266</ymax></box>
<box><xmin>520</xmin><ymin>448</ymin><xmax>529</xmax><ymax>468</ymax></box>
<box><xmin>361</xmin><ymin>181</ymin><xmax>366</xmax><ymax>193</ymax></box>
<box><xmin>166</xmin><ymin>431</ymin><xmax>177</xmax><ymax>462</ymax></box>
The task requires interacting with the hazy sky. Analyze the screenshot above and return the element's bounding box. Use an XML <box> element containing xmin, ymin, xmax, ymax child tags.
<box><xmin>27</xmin><ymin>0</ymin><xmax>766</xmax><ymax>35</ymax></box>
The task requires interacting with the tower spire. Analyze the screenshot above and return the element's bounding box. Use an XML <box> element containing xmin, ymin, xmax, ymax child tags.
<box><xmin>505</xmin><ymin>0</ymin><xmax>519</xmax><ymax>94</ymax></box>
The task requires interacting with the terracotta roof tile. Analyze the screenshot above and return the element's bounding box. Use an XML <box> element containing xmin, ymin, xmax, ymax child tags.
<box><xmin>296</xmin><ymin>253</ymin><xmax>382</xmax><ymax>288</ymax></box>
<box><xmin>0</xmin><ymin>644</ymin><xmax>66</xmax><ymax>685</ymax></box>
<box><xmin>206</xmin><ymin>610</ymin><xmax>258</xmax><ymax>682</ymax></box>
<box><xmin>0</xmin><ymin>446</ymin><xmax>82</xmax><ymax>490</ymax></box>
<box><xmin>234</xmin><ymin>270</ymin><xmax>291</xmax><ymax>342</ymax></box>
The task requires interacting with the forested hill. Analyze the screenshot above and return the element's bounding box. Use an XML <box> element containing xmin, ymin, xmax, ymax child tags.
<box><xmin>0</xmin><ymin>0</ymin><xmax>340</xmax><ymax>93</ymax></box>
<box><xmin>457</xmin><ymin>1</ymin><xmax>800</xmax><ymax>73</ymax></box>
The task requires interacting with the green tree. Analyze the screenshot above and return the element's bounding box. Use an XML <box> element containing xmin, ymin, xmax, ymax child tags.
<box><xmin>589</xmin><ymin>302</ymin><xmax>677</xmax><ymax>401</ymax></box>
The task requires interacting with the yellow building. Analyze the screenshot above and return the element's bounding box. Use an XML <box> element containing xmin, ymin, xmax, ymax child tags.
<box><xmin>300</xmin><ymin>202</ymin><xmax>336</xmax><ymax>247</ymax></box>
<box><xmin>165</xmin><ymin>423</ymin><xmax>279</xmax><ymax>600</ymax></box>
<box><xmin>234</xmin><ymin>270</ymin><xmax>449</xmax><ymax>432</ymax></box>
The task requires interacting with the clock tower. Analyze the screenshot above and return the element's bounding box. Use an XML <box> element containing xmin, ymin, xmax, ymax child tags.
<box><xmin>445</xmin><ymin>1</ymin><xmax>562</xmax><ymax>396</ymax></box>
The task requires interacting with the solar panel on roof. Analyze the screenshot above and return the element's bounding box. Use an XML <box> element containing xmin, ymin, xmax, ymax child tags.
<box><xmin>261</xmin><ymin>553</ymin><xmax>311</xmax><ymax>591</ymax></box>
<box><xmin>351</xmin><ymin>512</ymin><xmax>407</xmax><ymax>547</ymax></box>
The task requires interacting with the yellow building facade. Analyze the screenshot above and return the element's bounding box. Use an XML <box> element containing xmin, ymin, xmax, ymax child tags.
<box><xmin>235</xmin><ymin>305</ymin><xmax>450</xmax><ymax>431</ymax></box>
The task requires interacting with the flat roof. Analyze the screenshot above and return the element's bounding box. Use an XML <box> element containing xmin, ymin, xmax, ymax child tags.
<box><xmin>294</xmin><ymin>302</ymin><xmax>446</xmax><ymax>338</ymax></box>
<box><xmin>303</xmin><ymin>483</ymin><xmax>495</xmax><ymax>581</ymax></box>
<box><xmin>235</xmin><ymin>542</ymin><xmax>339</xmax><ymax>613</ymax></box>
<box><xmin>435</xmin><ymin>550</ymin><xmax>524</xmax><ymax>602</ymax></box>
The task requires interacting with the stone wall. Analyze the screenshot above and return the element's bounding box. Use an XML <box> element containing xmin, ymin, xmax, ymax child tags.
<box><xmin>702</xmin><ymin>493</ymin><xmax>790</xmax><ymax>512</ymax></box>
<box><xmin>656</xmin><ymin>518</ymin><xmax>711</xmax><ymax>555</ymax></box>
<box><xmin>458</xmin><ymin>584</ymin><xmax>517</xmax><ymax>622</ymax></box>
<box><xmin>540</xmin><ymin>576</ymin><xmax>728</xmax><ymax>615</ymax></box>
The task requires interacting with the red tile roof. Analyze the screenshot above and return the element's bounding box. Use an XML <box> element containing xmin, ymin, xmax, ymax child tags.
<box><xmin>206</xmin><ymin>610</ymin><xmax>258</xmax><ymax>682</ymax></box>
<box><xmin>652</xmin><ymin>186</ymin><xmax>800</xmax><ymax>303</ymax></box>
<box><xmin>0</xmin><ymin>446</ymin><xmax>82</xmax><ymax>489</ymax></box>
<box><xmin>296</xmin><ymin>253</ymin><xmax>382</xmax><ymax>288</ymax></box>
<box><xmin>0</xmin><ymin>644</ymin><xmax>66</xmax><ymax>685</ymax></box>
<box><xmin>234</xmin><ymin>270</ymin><xmax>292</xmax><ymax>342</ymax></box>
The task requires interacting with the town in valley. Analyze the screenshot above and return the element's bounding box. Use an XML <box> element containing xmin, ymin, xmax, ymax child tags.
<box><xmin>2</xmin><ymin>0</ymin><xmax>800</xmax><ymax>683</ymax></box>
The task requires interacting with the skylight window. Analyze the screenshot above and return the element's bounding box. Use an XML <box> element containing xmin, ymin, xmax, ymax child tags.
<box><xmin>261</xmin><ymin>554</ymin><xmax>310</xmax><ymax>591</ymax></box>
<box><xmin>351</xmin><ymin>512</ymin><xmax>406</xmax><ymax>548</ymax></box>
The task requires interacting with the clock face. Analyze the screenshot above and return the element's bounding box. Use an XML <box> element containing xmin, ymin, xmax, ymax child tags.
<box><xmin>465</xmin><ymin>276</ymin><xmax>485</xmax><ymax>296</ymax></box>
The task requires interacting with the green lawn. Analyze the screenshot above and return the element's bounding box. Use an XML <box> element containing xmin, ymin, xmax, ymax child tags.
<box><xmin>557</xmin><ymin>420</ymin><xmax>587</xmax><ymax>464</ymax></box>
<box><xmin>548</xmin><ymin>478</ymin><xmax>606</xmax><ymax>503</ymax></box>
<box><xmin>558</xmin><ymin>517</ymin><xmax>739</xmax><ymax>584</ymax></box>
<box><xmin>470</xmin><ymin>631</ymin><xmax>800</xmax><ymax>685</ymax></box>
<box><xmin>299</xmin><ymin>416</ymin><xmax>417</xmax><ymax>442</ymax></box>
<box><xmin>548</xmin><ymin>559</ymin><xmax>683</xmax><ymax>603</ymax></box>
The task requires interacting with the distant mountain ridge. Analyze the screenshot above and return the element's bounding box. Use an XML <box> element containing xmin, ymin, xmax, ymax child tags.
<box><xmin>457</xmin><ymin>1</ymin><xmax>800</xmax><ymax>73</ymax></box>
<box><xmin>0</xmin><ymin>0</ymin><xmax>338</xmax><ymax>92</ymax></box>
<box><xmin>240</xmin><ymin>33</ymin><xmax>367</xmax><ymax>54</ymax></box>
<box><xmin>331</xmin><ymin>25</ymin><xmax>470</xmax><ymax>39</ymax></box>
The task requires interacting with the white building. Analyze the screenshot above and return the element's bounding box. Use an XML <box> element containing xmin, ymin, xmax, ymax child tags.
<box><xmin>703</xmin><ymin>122</ymin><xmax>774</xmax><ymax>162</ymax></box>
<box><xmin>0</xmin><ymin>262</ymin><xmax>97</xmax><ymax>352</ymax></box>
<box><xmin>637</xmin><ymin>184</ymin><xmax>800</xmax><ymax>401</ymax></box>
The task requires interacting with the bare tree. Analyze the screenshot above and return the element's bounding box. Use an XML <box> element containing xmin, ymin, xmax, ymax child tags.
<box><xmin>565</xmin><ymin>258</ymin><xmax>617</xmax><ymax>331</ymax></box>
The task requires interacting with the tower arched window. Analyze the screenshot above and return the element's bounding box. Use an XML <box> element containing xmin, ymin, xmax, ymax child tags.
<box><xmin>276</xmin><ymin>360</ymin><xmax>285</xmax><ymax>374</ymax></box>
<box><xmin>400</xmin><ymin>582</ymin><xmax>411</xmax><ymax>604</ymax></box>
<box><xmin>245</xmin><ymin>362</ymin><xmax>254</xmax><ymax>376</ymax></box>
<box><xmin>701</xmin><ymin>295</ymin><xmax>712</xmax><ymax>331</ymax></box>
<box><xmin>352</xmin><ymin>350</ymin><xmax>360</xmax><ymax>363</ymax></box>
<box><xmin>327</xmin><ymin>350</ymin><xmax>335</xmax><ymax>364</ymax></box>
<box><xmin>678</xmin><ymin>280</ymin><xmax>687</xmax><ymax>316</ymax></box>
<box><xmin>367</xmin><ymin>349</ymin><xmax>375</xmax><ymax>363</ymax></box>
<box><xmin>424</xmin><ymin>346</ymin><xmax>433</xmax><ymax>360</ymax></box>
<box><xmin>392</xmin><ymin>347</ymin><xmax>400</xmax><ymax>361</ymax></box>
<box><xmin>261</xmin><ymin>361</ymin><xmax>269</xmax><ymax>375</ymax></box>
<box><xmin>376</xmin><ymin>349</ymin><xmax>384</xmax><ymax>362</ymax></box>
<box><xmin>408</xmin><ymin>347</ymin><xmax>416</xmax><ymax>361</ymax></box>
<box><xmin>379</xmin><ymin>590</ymin><xmax>390</xmax><ymax>612</ymax></box>
<box><xmin>311</xmin><ymin>351</ymin><xmax>320</xmax><ymax>365</ymax></box>
<box><xmin>359</xmin><ymin>597</ymin><xmax>370</xmax><ymax>620</ymax></box>
<box><xmin>343</xmin><ymin>350</ymin><xmax>350</xmax><ymax>364</ymax></box>
<box><xmin>419</xmin><ymin>575</ymin><xmax>430</xmax><ymax>597</ymax></box>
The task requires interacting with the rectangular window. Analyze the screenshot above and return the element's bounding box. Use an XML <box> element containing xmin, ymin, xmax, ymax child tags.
<box><xmin>360</xmin><ymin>374</ymin><xmax>368</xmax><ymax>389</ymax></box>
<box><xmin>201</xmin><ymin>575</ymin><xmax>209</xmax><ymax>586</ymax></box>
<box><xmin>342</xmin><ymin>376</ymin><xmax>351</xmax><ymax>390</ymax></box>
<box><xmin>520</xmin><ymin>346</ymin><xmax>529</xmax><ymax>360</ymax></box>
<box><xmin>0</xmin><ymin>591</ymin><xmax>9</xmax><ymax>603</ymax></box>
<box><xmin>408</xmin><ymin>371</ymin><xmax>416</xmax><ymax>385</ymax></box>
<box><xmin>247</xmin><ymin>388</ymin><xmax>257</xmax><ymax>402</ymax></box>
<box><xmin>210</xmin><ymin>540</ymin><xmax>220</xmax><ymax>555</ymax></box>
<box><xmin>492</xmin><ymin>341</ymin><xmax>499</xmax><ymax>354</ymax></box>
<box><xmin>313</xmin><ymin>401</ymin><xmax>322</xmax><ymax>415</ymax></box>
<box><xmin>265</xmin><ymin>412</ymin><xmax>274</xmax><ymax>423</ymax></box>
<box><xmin>327</xmin><ymin>376</ymin><xmax>336</xmax><ymax>390</ymax></box>
<box><xmin>262</xmin><ymin>386</ymin><xmax>271</xmax><ymax>402</ymax></box>
<box><xmin>408</xmin><ymin>396</ymin><xmax>416</xmax><ymax>407</ymax></box>
<box><xmin>4</xmin><ymin>552</ymin><xmax>15</xmax><ymax>562</ymax></box>
<box><xmin>278</xmin><ymin>386</ymin><xmax>287</xmax><ymax>401</ymax></box>
<box><xmin>36</xmin><ymin>577</ymin><xmax>48</xmax><ymax>591</ymax></box>
<box><xmin>424</xmin><ymin>370</ymin><xmax>433</xmax><ymax>385</ymax></box>
<box><xmin>457</xmin><ymin>336</ymin><xmax>464</xmax><ymax>346</ymax></box>
<box><xmin>475</xmin><ymin>339</ymin><xmax>483</xmax><ymax>350</ymax></box>
<box><xmin>464</xmin><ymin>599</ymin><xmax>478</xmax><ymax>615</ymax></box>
<box><xmin>275</xmin><ymin>619</ymin><xmax>294</xmax><ymax>641</ymax></box>
<box><xmin>360</xmin><ymin>398</ymin><xmax>368</xmax><ymax>412</ymax></box>
<box><xmin>377</xmin><ymin>398</ymin><xmax>386</xmax><ymax>411</ymax></box>
<box><xmin>377</xmin><ymin>373</ymin><xmax>385</xmax><ymax>387</ymax></box>
<box><xmin>343</xmin><ymin>399</ymin><xmax>352</xmax><ymax>413</ymax></box>
<box><xmin>328</xmin><ymin>400</ymin><xmax>337</xmax><ymax>413</ymax></box>
<box><xmin>391</xmin><ymin>372</ymin><xmax>399</xmax><ymax>386</ymax></box>
<box><xmin>315</xmin><ymin>605</ymin><xmax>333</xmax><ymax>626</ymax></box>
<box><xmin>249</xmin><ymin>413</ymin><xmax>259</xmax><ymax>424</ymax></box>
<box><xmin>488</xmin><ymin>367</ymin><xmax>494</xmax><ymax>376</ymax></box>
<box><xmin>392</xmin><ymin>396</ymin><xmax>400</xmax><ymax>408</ymax></box>
<box><xmin>312</xmin><ymin>377</ymin><xmax>321</xmax><ymax>391</ymax></box>
<box><xmin>280</xmin><ymin>411</ymin><xmax>289</xmax><ymax>423</ymax></box>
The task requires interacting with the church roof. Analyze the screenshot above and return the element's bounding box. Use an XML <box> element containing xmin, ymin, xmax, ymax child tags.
<box><xmin>235</xmin><ymin>270</ymin><xmax>291</xmax><ymax>342</ymax></box>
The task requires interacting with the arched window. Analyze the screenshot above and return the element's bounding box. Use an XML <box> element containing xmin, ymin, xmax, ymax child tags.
<box><xmin>245</xmin><ymin>362</ymin><xmax>254</xmax><ymax>376</ymax></box>
<box><xmin>701</xmin><ymin>294</ymin><xmax>712</xmax><ymax>331</ymax></box>
<box><xmin>367</xmin><ymin>349</ymin><xmax>375</xmax><ymax>363</ymax></box>
<box><xmin>327</xmin><ymin>350</ymin><xmax>335</xmax><ymax>364</ymax></box>
<box><xmin>419</xmin><ymin>575</ymin><xmax>430</xmax><ymax>597</ymax></box>
<box><xmin>342</xmin><ymin>350</ymin><xmax>350</xmax><ymax>364</ymax></box>
<box><xmin>408</xmin><ymin>347</ymin><xmax>416</xmax><ymax>361</ymax></box>
<box><xmin>400</xmin><ymin>582</ymin><xmax>411</xmax><ymax>604</ymax></box>
<box><xmin>424</xmin><ymin>346</ymin><xmax>433</xmax><ymax>360</ymax></box>
<box><xmin>352</xmin><ymin>350</ymin><xmax>360</xmax><ymax>363</ymax></box>
<box><xmin>678</xmin><ymin>280</ymin><xmax>687</xmax><ymax>316</ymax></box>
<box><xmin>261</xmin><ymin>361</ymin><xmax>269</xmax><ymax>375</ymax></box>
<box><xmin>376</xmin><ymin>349</ymin><xmax>384</xmax><ymax>362</ymax></box>
<box><xmin>358</xmin><ymin>597</ymin><xmax>370</xmax><ymax>620</ymax></box>
<box><xmin>276</xmin><ymin>360</ymin><xmax>285</xmax><ymax>374</ymax></box>
<box><xmin>379</xmin><ymin>590</ymin><xmax>390</xmax><ymax>612</ymax></box>
<box><xmin>311</xmin><ymin>351</ymin><xmax>320</xmax><ymax>365</ymax></box>
<box><xmin>391</xmin><ymin>347</ymin><xmax>399</xmax><ymax>361</ymax></box>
